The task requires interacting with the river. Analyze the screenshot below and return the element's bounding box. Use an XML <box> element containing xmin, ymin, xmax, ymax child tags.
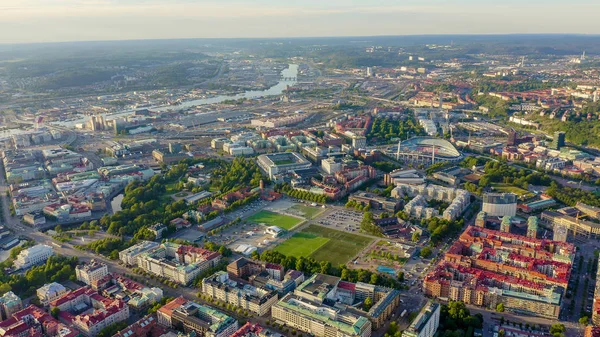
<box><xmin>51</xmin><ymin>64</ymin><xmax>299</xmax><ymax>127</ymax></box>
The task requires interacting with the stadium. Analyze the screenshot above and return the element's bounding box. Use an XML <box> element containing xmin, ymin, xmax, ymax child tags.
<box><xmin>386</xmin><ymin>137</ymin><xmax>462</xmax><ymax>165</ymax></box>
<box><xmin>257</xmin><ymin>152</ymin><xmax>312</xmax><ymax>179</ymax></box>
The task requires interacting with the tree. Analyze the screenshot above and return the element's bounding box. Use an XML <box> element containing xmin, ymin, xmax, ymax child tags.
<box><xmin>397</xmin><ymin>271</ymin><xmax>405</xmax><ymax>282</ymax></box>
<box><xmin>51</xmin><ymin>307</ymin><xmax>60</xmax><ymax>319</ymax></box>
<box><xmin>495</xmin><ymin>303</ymin><xmax>505</xmax><ymax>313</ymax></box>
<box><xmin>550</xmin><ymin>323</ymin><xmax>566</xmax><ymax>337</ymax></box>
<box><xmin>498</xmin><ymin>330</ymin><xmax>505</xmax><ymax>337</ymax></box>
<box><xmin>412</xmin><ymin>232</ymin><xmax>421</xmax><ymax>242</ymax></box>
<box><xmin>55</xmin><ymin>225</ymin><xmax>63</xmax><ymax>233</ymax></box>
<box><xmin>364</xmin><ymin>297</ymin><xmax>373</xmax><ymax>311</ymax></box>
<box><xmin>579</xmin><ymin>316</ymin><xmax>589</xmax><ymax>325</ymax></box>
<box><xmin>0</xmin><ymin>283</ymin><xmax>11</xmax><ymax>296</ymax></box>
<box><xmin>420</xmin><ymin>247</ymin><xmax>433</xmax><ymax>258</ymax></box>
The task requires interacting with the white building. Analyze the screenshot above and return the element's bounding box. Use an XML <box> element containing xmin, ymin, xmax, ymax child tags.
<box><xmin>482</xmin><ymin>193</ymin><xmax>517</xmax><ymax>217</ymax></box>
<box><xmin>14</xmin><ymin>244</ymin><xmax>54</xmax><ymax>270</ymax></box>
<box><xmin>37</xmin><ymin>282</ymin><xmax>68</xmax><ymax>306</ymax></box>
<box><xmin>351</xmin><ymin>136</ymin><xmax>367</xmax><ymax>149</ymax></box>
<box><xmin>75</xmin><ymin>260</ymin><xmax>109</xmax><ymax>286</ymax></box>
<box><xmin>403</xmin><ymin>302</ymin><xmax>440</xmax><ymax>337</ymax></box>
<box><xmin>256</xmin><ymin>152</ymin><xmax>312</xmax><ymax>180</ymax></box>
<box><xmin>265</xmin><ymin>226</ymin><xmax>285</xmax><ymax>238</ymax></box>
<box><xmin>119</xmin><ymin>241</ymin><xmax>160</xmax><ymax>266</ymax></box>
<box><xmin>321</xmin><ymin>158</ymin><xmax>343</xmax><ymax>174</ymax></box>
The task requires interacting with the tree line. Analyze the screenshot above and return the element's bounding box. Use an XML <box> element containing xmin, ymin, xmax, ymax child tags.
<box><xmin>256</xmin><ymin>250</ymin><xmax>403</xmax><ymax>290</ymax></box>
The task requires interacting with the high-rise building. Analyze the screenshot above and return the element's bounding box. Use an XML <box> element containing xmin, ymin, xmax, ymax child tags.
<box><xmin>527</xmin><ymin>216</ymin><xmax>539</xmax><ymax>239</ymax></box>
<box><xmin>500</xmin><ymin>216</ymin><xmax>512</xmax><ymax>233</ymax></box>
<box><xmin>482</xmin><ymin>193</ymin><xmax>517</xmax><ymax>217</ymax></box>
<box><xmin>507</xmin><ymin>129</ymin><xmax>517</xmax><ymax>146</ymax></box>
<box><xmin>403</xmin><ymin>302</ymin><xmax>440</xmax><ymax>337</ymax></box>
<box><xmin>551</xmin><ymin>131</ymin><xmax>566</xmax><ymax>150</ymax></box>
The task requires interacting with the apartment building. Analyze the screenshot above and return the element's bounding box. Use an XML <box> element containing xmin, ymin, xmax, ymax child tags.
<box><xmin>133</xmin><ymin>242</ymin><xmax>221</xmax><ymax>285</ymax></box>
<box><xmin>0</xmin><ymin>292</ymin><xmax>23</xmax><ymax>321</ymax></box>
<box><xmin>0</xmin><ymin>305</ymin><xmax>79</xmax><ymax>337</ymax></box>
<box><xmin>423</xmin><ymin>226</ymin><xmax>574</xmax><ymax>319</ymax></box>
<box><xmin>201</xmin><ymin>271</ymin><xmax>279</xmax><ymax>316</ymax></box>
<box><xmin>50</xmin><ymin>286</ymin><xmax>129</xmax><ymax>337</ymax></box>
<box><xmin>36</xmin><ymin>282</ymin><xmax>68</xmax><ymax>307</ymax></box>
<box><xmin>75</xmin><ymin>260</ymin><xmax>109</xmax><ymax>287</ymax></box>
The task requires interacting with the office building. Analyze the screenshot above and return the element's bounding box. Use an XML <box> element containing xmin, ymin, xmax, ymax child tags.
<box><xmin>14</xmin><ymin>244</ymin><xmax>54</xmax><ymax>270</ymax></box>
<box><xmin>403</xmin><ymin>302</ymin><xmax>440</xmax><ymax>337</ymax></box>
<box><xmin>171</xmin><ymin>301</ymin><xmax>239</xmax><ymax>337</ymax></box>
<box><xmin>119</xmin><ymin>241</ymin><xmax>160</xmax><ymax>266</ymax></box>
<box><xmin>482</xmin><ymin>193</ymin><xmax>517</xmax><ymax>217</ymax></box>
<box><xmin>541</xmin><ymin>210</ymin><xmax>600</xmax><ymax>238</ymax></box>
<box><xmin>271</xmin><ymin>273</ymin><xmax>398</xmax><ymax>332</ymax></box>
<box><xmin>272</xmin><ymin>293</ymin><xmax>372</xmax><ymax>337</ymax></box>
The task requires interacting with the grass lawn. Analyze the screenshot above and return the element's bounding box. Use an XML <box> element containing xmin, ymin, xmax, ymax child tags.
<box><xmin>247</xmin><ymin>210</ymin><xmax>303</xmax><ymax>230</ymax></box>
<box><xmin>289</xmin><ymin>204</ymin><xmax>325</xmax><ymax>219</ymax></box>
<box><xmin>491</xmin><ymin>183</ymin><xmax>535</xmax><ymax>198</ymax></box>
<box><xmin>273</xmin><ymin>159</ymin><xmax>294</xmax><ymax>165</ymax></box>
<box><xmin>165</xmin><ymin>182</ymin><xmax>178</xmax><ymax>195</ymax></box>
<box><xmin>274</xmin><ymin>225</ymin><xmax>373</xmax><ymax>265</ymax></box>
<box><xmin>274</xmin><ymin>232</ymin><xmax>330</xmax><ymax>257</ymax></box>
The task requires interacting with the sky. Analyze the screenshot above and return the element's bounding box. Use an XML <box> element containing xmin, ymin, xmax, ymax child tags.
<box><xmin>0</xmin><ymin>0</ymin><xmax>599</xmax><ymax>44</ymax></box>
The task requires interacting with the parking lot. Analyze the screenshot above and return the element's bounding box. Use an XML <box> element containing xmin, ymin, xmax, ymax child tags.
<box><xmin>315</xmin><ymin>209</ymin><xmax>362</xmax><ymax>232</ymax></box>
<box><xmin>226</xmin><ymin>199</ymin><xmax>271</xmax><ymax>222</ymax></box>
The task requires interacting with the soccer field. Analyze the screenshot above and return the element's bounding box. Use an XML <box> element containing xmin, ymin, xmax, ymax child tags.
<box><xmin>246</xmin><ymin>210</ymin><xmax>303</xmax><ymax>230</ymax></box>
<box><xmin>274</xmin><ymin>225</ymin><xmax>373</xmax><ymax>265</ymax></box>
<box><xmin>274</xmin><ymin>232</ymin><xmax>330</xmax><ymax>257</ymax></box>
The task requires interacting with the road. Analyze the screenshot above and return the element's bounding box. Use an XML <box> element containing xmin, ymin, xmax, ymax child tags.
<box><xmin>468</xmin><ymin>306</ymin><xmax>583</xmax><ymax>337</ymax></box>
<box><xmin>0</xmin><ymin>163</ymin><xmax>284</xmax><ymax>331</ymax></box>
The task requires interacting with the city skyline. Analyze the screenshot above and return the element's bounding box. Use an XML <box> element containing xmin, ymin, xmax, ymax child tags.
<box><xmin>1</xmin><ymin>0</ymin><xmax>599</xmax><ymax>44</ymax></box>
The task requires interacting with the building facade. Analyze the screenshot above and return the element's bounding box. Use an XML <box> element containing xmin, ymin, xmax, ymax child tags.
<box><xmin>76</xmin><ymin>260</ymin><xmax>109</xmax><ymax>287</ymax></box>
<box><xmin>201</xmin><ymin>271</ymin><xmax>279</xmax><ymax>316</ymax></box>
<box><xmin>403</xmin><ymin>302</ymin><xmax>440</xmax><ymax>337</ymax></box>
<box><xmin>14</xmin><ymin>244</ymin><xmax>54</xmax><ymax>270</ymax></box>
<box><xmin>36</xmin><ymin>282</ymin><xmax>68</xmax><ymax>307</ymax></box>
<box><xmin>482</xmin><ymin>193</ymin><xmax>517</xmax><ymax>217</ymax></box>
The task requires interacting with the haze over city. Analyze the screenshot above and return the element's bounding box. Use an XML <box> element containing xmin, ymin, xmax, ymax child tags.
<box><xmin>1</xmin><ymin>0</ymin><xmax>600</xmax><ymax>43</ymax></box>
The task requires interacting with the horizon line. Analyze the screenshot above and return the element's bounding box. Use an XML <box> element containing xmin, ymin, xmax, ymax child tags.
<box><xmin>2</xmin><ymin>32</ymin><xmax>600</xmax><ymax>47</ymax></box>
